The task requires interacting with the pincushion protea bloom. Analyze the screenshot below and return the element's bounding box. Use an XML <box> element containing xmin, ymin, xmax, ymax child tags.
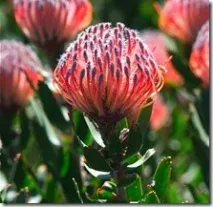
<box><xmin>54</xmin><ymin>23</ymin><xmax>166</xmax><ymax>124</ymax></box>
<box><xmin>13</xmin><ymin>0</ymin><xmax>93</xmax><ymax>52</ymax></box>
<box><xmin>189</xmin><ymin>21</ymin><xmax>209</xmax><ymax>86</ymax></box>
<box><xmin>156</xmin><ymin>0</ymin><xmax>209</xmax><ymax>43</ymax></box>
<box><xmin>0</xmin><ymin>40</ymin><xmax>42</xmax><ymax>112</ymax></box>
<box><xmin>150</xmin><ymin>95</ymin><xmax>169</xmax><ymax>131</ymax></box>
<box><xmin>141</xmin><ymin>30</ymin><xmax>183</xmax><ymax>86</ymax></box>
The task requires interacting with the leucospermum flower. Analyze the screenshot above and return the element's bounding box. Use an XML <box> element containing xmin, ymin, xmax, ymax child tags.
<box><xmin>189</xmin><ymin>21</ymin><xmax>209</xmax><ymax>86</ymax></box>
<box><xmin>54</xmin><ymin>23</ymin><xmax>166</xmax><ymax>124</ymax></box>
<box><xmin>13</xmin><ymin>0</ymin><xmax>93</xmax><ymax>51</ymax></box>
<box><xmin>150</xmin><ymin>95</ymin><xmax>169</xmax><ymax>131</ymax></box>
<box><xmin>0</xmin><ymin>40</ymin><xmax>42</xmax><ymax>112</ymax></box>
<box><xmin>156</xmin><ymin>0</ymin><xmax>210</xmax><ymax>43</ymax></box>
<box><xmin>141</xmin><ymin>30</ymin><xmax>183</xmax><ymax>86</ymax></box>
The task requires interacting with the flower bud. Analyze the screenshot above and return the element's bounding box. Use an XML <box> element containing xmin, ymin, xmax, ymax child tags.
<box><xmin>0</xmin><ymin>40</ymin><xmax>42</xmax><ymax>113</ymax></box>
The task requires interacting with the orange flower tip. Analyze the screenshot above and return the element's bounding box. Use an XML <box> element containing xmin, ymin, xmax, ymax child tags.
<box><xmin>54</xmin><ymin>23</ymin><xmax>165</xmax><ymax>124</ymax></box>
<box><xmin>13</xmin><ymin>0</ymin><xmax>93</xmax><ymax>52</ymax></box>
<box><xmin>0</xmin><ymin>40</ymin><xmax>42</xmax><ymax>112</ymax></box>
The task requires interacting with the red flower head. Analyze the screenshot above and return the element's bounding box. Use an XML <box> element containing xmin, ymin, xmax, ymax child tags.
<box><xmin>54</xmin><ymin>23</ymin><xmax>166</xmax><ymax>125</ymax></box>
<box><xmin>156</xmin><ymin>0</ymin><xmax>209</xmax><ymax>43</ymax></box>
<box><xmin>0</xmin><ymin>40</ymin><xmax>42</xmax><ymax>113</ymax></box>
<box><xmin>141</xmin><ymin>30</ymin><xmax>183</xmax><ymax>86</ymax></box>
<box><xmin>150</xmin><ymin>95</ymin><xmax>169</xmax><ymax>131</ymax></box>
<box><xmin>13</xmin><ymin>0</ymin><xmax>93</xmax><ymax>52</ymax></box>
<box><xmin>189</xmin><ymin>21</ymin><xmax>209</xmax><ymax>86</ymax></box>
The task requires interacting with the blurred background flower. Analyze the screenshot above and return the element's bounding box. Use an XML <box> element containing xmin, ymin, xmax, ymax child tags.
<box><xmin>0</xmin><ymin>40</ymin><xmax>42</xmax><ymax>113</ymax></box>
<box><xmin>150</xmin><ymin>95</ymin><xmax>169</xmax><ymax>131</ymax></box>
<box><xmin>13</xmin><ymin>0</ymin><xmax>93</xmax><ymax>52</ymax></box>
<box><xmin>156</xmin><ymin>0</ymin><xmax>210</xmax><ymax>43</ymax></box>
<box><xmin>189</xmin><ymin>21</ymin><xmax>209</xmax><ymax>86</ymax></box>
<box><xmin>140</xmin><ymin>30</ymin><xmax>183</xmax><ymax>86</ymax></box>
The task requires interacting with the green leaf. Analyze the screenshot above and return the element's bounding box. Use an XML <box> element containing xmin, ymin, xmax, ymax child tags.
<box><xmin>153</xmin><ymin>156</ymin><xmax>172</xmax><ymax>202</ymax></box>
<box><xmin>125</xmin><ymin>105</ymin><xmax>152</xmax><ymax>158</ymax></box>
<box><xmin>196</xmin><ymin>87</ymin><xmax>209</xmax><ymax>134</ymax></box>
<box><xmin>138</xmin><ymin>104</ymin><xmax>153</xmax><ymax>136</ymax></box>
<box><xmin>142</xmin><ymin>191</ymin><xmax>160</xmax><ymax>204</ymax></box>
<box><xmin>32</xmin><ymin>121</ymin><xmax>58</xmax><ymax>168</ymax></box>
<box><xmin>189</xmin><ymin>103</ymin><xmax>209</xmax><ymax>147</ymax></box>
<box><xmin>83</xmin><ymin>147</ymin><xmax>111</xmax><ymax>172</ymax></box>
<box><xmin>107</xmin><ymin>132</ymin><xmax>122</xmax><ymax>157</ymax></box>
<box><xmin>125</xmin><ymin>174</ymin><xmax>143</xmax><ymax>202</ymax></box>
<box><xmin>73</xmin><ymin>111</ymin><xmax>92</xmax><ymax>146</ymax></box>
<box><xmin>125</xmin><ymin>126</ymin><xmax>141</xmax><ymax>158</ymax></box>
<box><xmin>29</xmin><ymin>99</ymin><xmax>61</xmax><ymax>146</ymax></box>
<box><xmin>84</xmin><ymin>164</ymin><xmax>111</xmax><ymax>180</ymax></box>
<box><xmin>84</xmin><ymin>115</ymin><xmax>105</xmax><ymax>147</ymax></box>
<box><xmin>59</xmin><ymin>151</ymin><xmax>84</xmax><ymax>203</ymax></box>
<box><xmin>126</xmin><ymin>148</ymin><xmax>155</xmax><ymax>169</ymax></box>
<box><xmin>37</xmin><ymin>82</ymin><xmax>70</xmax><ymax>130</ymax></box>
<box><xmin>19</xmin><ymin>109</ymin><xmax>30</xmax><ymax>150</ymax></box>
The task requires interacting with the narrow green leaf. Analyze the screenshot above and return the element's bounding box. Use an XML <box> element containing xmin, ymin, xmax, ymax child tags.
<box><xmin>32</xmin><ymin>121</ymin><xmax>57</xmax><ymax>167</ymax></box>
<box><xmin>127</xmin><ymin>148</ymin><xmax>155</xmax><ymax>169</ymax></box>
<box><xmin>142</xmin><ymin>191</ymin><xmax>160</xmax><ymax>204</ymax></box>
<box><xmin>73</xmin><ymin>111</ymin><xmax>92</xmax><ymax>146</ymax></box>
<box><xmin>84</xmin><ymin>115</ymin><xmax>105</xmax><ymax>147</ymax></box>
<box><xmin>72</xmin><ymin>178</ymin><xmax>83</xmax><ymax>204</ymax></box>
<box><xmin>30</xmin><ymin>99</ymin><xmax>61</xmax><ymax>146</ymax></box>
<box><xmin>189</xmin><ymin>103</ymin><xmax>209</xmax><ymax>147</ymax></box>
<box><xmin>38</xmin><ymin>82</ymin><xmax>69</xmax><ymax>130</ymax></box>
<box><xmin>19</xmin><ymin>109</ymin><xmax>30</xmax><ymax>150</ymax></box>
<box><xmin>138</xmin><ymin>104</ymin><xmax>153</xmax><ymax>136</ymax></box>
<box><xmin>84</xmin><ymin>147</ymin><xmax>111</xmax><ymax>172</ymax></box>
<box><xmin>153</xmin><ymin>156</ymin><xmax>172</xmax><ymax>202</ymax></box>
<box><xmin>125</xmin><ymin>174</ymin><xmax>143</xmax><ymax>202</ymax></box>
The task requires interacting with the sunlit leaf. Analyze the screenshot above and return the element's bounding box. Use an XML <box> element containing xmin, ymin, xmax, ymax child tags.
<box><xmin>125</xmin><ymin>174</ymin><xmax>143</xmax><ymax>202</ymax></box>
<box><xmin>127</xmin><ymin>148</ymin><xmax>155</xmax><ymax>169</ymax></box>
<box><xmin>84</xmin><ymin>164</ymin><xmax>111</xmax><ymax>180</ymax></box>
<box><xmin>153</xmin><ymin>156</ymin><xmax>172</xmax><ymax>202</ymax></box>
<box><xmin>84</xmin><ymin>115</ymin><xmax>105</xmax><ymax>147</ymax></box>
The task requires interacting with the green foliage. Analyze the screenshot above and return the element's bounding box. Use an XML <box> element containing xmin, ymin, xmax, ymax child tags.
<box><xmin>153</xmin><ymin>156</ymin><xmax>172</xmax><ymax>202</ymax></box>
